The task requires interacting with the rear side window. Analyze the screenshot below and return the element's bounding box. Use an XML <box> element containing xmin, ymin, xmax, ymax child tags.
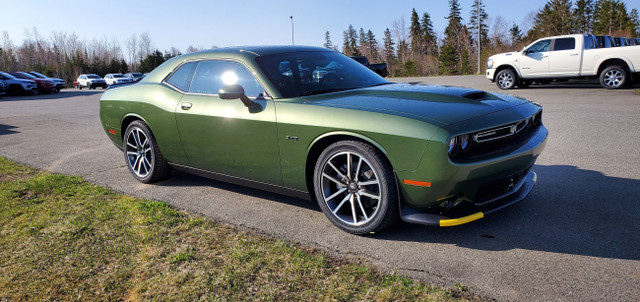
<box><xmin>553</xmin><ymin>38</ymin><xmax>575</xmax><ymax>51</ymax></box>
<box><xmin>166</xmin><ymin>61</ymin><xmax>197</xmax><ymax>92</ymax></box>
<box><xmin>188</xmin><ymin>60</ymin><xmax>264</xmax><ymax>97</ymax></box>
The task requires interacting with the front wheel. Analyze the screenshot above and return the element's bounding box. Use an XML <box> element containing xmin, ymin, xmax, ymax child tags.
<box><xmin>599</xmin><ymin>65</ymin><xmax>627</xmax><ymax>89</ymax></box>
<box><xmin>123</xmin><ymin>121</ymin><xmax>171</xmax><ymax>183</ymax></box>
<box><xmin>313</xmin><ymin>140</ymin><xmax>398</xmax><ymax>234</ymax></box>
<box><xmin>496</xmin><ymin>69</ymin><xmax>517</xmax><ymax>90</ymax></box>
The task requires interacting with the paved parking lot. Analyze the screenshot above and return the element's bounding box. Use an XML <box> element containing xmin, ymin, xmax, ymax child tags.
<box><xmin>1</xmin><ymin>77</ymin><xmax>639</xmax><ymax>301</ymax></box>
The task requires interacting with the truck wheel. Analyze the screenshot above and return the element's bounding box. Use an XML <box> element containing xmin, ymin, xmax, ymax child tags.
<box><xmin>496</xmin><ymin>69</ymin><xmax>517</xmax><ymax>90</ymax></box>
<box><xmin>599</xmin><ymin>66</ymin><xmax>627</xmax><ymax>89</ymax></box>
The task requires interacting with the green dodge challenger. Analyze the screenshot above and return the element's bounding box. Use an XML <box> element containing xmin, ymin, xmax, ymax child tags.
<box><xmin>99</xmin><ymin>46</ymin><xmax>547</xmax><ymax>234</ymax></box>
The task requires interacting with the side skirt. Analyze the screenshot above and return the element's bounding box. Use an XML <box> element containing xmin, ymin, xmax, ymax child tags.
<box><xmin>167</xmin><ymin>163</ymin><xmax>311</xmax><ymax>201</ymax></box>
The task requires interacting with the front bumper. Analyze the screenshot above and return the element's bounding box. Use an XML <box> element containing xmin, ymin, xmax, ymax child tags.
<box><xmin>400</xmin><ymin>170</ymin><xmax>537</xmax><ymax>226</ymax></box>
<box><xmin>486</xmin><ymin>69</ymin><xmax>496</xmax><ymax>82</ymax></box>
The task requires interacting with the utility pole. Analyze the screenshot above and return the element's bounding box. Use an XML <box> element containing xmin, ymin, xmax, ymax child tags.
<box><xmin>477</xmin><ymin>0</ymin><xmax>481</xmax><ymax>74</ymax></box>
<box><xmin>290</xmin><ymin>16</ymin><xmax>295</xmax><ymax>45</ymax></box>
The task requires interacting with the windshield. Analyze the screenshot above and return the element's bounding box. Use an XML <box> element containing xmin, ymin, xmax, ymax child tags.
<box><xmin>113</xmin><ymin>74</ymin><xmax>124</xmax><ymax>78</ymax></box>
<box><xmin>30</xmin><ymin>72</ymin><xmax>47</xmax><ymax>78</ymax></box>
<box><xmin>18</xmin><ymin>73</ymin><xmax>36</xmax><ymax>79</ymax></box>
<box><xmin>0</xmin><ymin>72</ymin><xmax>17</xmax><ymax>79</ymax></box>
<box><xmin>256</xmin><ymin>51</ymin><xmax>387</xmax><ymax>98</ymax></box>
<box><xmin>88</xmin><ymin>75</ymin><xmax>101</xmax><ymax>79</ymax></box>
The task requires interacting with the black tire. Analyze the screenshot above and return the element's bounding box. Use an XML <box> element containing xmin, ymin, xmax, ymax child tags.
<box><xmin>123</xmin><ymin>120</ymin><xmax>171</xmax><ymax>183</ymax></box>
<box><xmin>599</xmin><ymin>65</ymin><xmax>627</xmax><ymax>89</ymax></box>
<box><xmin>313</xmin><ymin>140</ymin><xmax>398</xmax><ymax>234</ymax></box>
<box><xmin>78</xmin><ymin>84</ymin><xmax>82</xmax><ymax>90</ymax></box>
<box><xmin>495</xmin><ymin>69</ymin><xmax>517</xmax><ymax>90</ymax></box>
<box><xmin>8</xmin><ymin>85</ymin><xmax>22</xmax><ymax>96</ymax></box>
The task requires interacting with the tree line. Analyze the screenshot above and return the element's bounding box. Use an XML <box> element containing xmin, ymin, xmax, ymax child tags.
<box><xmin>0</xmin><ymin>29</ymin><xmax>194</xmax><ymax>87</ymax></box>
<box><xmin>329</xmin><ymin>0</ymin><xmax>639</xmax><ymax>77</ymax></box>
<box><xmin>0</xmin><ymin>0</ymin><xmax>638</xmax><ymax>85</ymax></box>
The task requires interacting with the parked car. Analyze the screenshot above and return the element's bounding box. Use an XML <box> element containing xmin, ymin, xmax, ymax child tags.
<box><xmin>350</xmin><ymin>56</ymin><xmax>388</xmax><ymax>77</ymax></box>
<box><xmin>613</xmin><ymin>37</ymin><xmax>630</xmax><ymax>47</ymax></box>
<box><xmin>100</xmin><ymin>46</ymin><xmax>548</xmax><ymax>234</ymax></box>
<box><xmin>124</xmin><ymin>72</ymin><xmax>144</xmax><ymax>82</ymax></box>
<box><xmin>486</xmin><ymin>33</ymin><xmax>640</xmax><ymax>89</ymax></box>
<box><xmin>76</xmin><ymin>74</ymin><xmax>107</xmax><ymax>89</ymax></box>
<box><xmin>104</xmin><ymin>73</ymin><xmax>133</xmax><ymax>85</ymax></box>
<box><xmin>11</xmin><ymin>72</ymin><xmax>55</xmax><ymax>94</ymax></box>
<box><xmin>29</xmin><ymin>71</ymin><xmax>66</xmax><ymax>93</ymax></box>
<box><xmin>595</xmin><ymin>35</ymin><xmax>615</xmax><ymax>48</ymax></box>
<box><xmin>0</xmin><ymin>80</ymin><xmax>6</xmax><ymax>98</ymax></box>
<box><xmin>0</xmin><ymin>72</ymin><xmax>38</xmax><ymax>95</ymax></box>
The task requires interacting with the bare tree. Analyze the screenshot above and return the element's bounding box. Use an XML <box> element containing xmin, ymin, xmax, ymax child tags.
<box><xmin>490</xmin><ymin>16</ymin><xmax>509</xmax><ymax>48</ymax></box>
<box><xmin>126</xmin><ymin>34</ymin><xmax>138</xmax><ymax>71</ymax></box>
<box><xmin>139</xmin><ymin>32</ymin><xmax>153</xmax><ymax>61</ymax></box>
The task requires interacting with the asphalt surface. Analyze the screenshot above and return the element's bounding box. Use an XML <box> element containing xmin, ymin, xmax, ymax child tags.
<box><xmin>1</xmin><ymin>77</ymin><xmax>639</xmax><ymax>301</ymax></box>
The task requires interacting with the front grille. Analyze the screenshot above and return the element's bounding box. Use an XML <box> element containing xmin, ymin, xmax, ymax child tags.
<box><xmin>451</xmin><ymin>110</ymin><xmax>542</xmax><ymax>161</ymax></box>
<box><xmin>475</xmin><ymin>169</ymin><xmax>528</xmax><ymax>205</ymax></box>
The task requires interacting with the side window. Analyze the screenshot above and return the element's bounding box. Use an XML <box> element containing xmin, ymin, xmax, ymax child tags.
<box><xmin>553</xmin><ymin>38</ymin><xmax>576</xmax><ymax>51</ymax></box>
<box><xmin>188</xmin><ymin>60</ymin><xmax>264</xmax><ymax>97</ymax></box>
<box><xmin>166</xmin><ymin>61</ymin><xmax>197</xmax><ymax>92</ymax></box>
<box><xmin>528</xmin><ymin>40</ymin><xmax>551</xmax><ymax>53</ymax></box>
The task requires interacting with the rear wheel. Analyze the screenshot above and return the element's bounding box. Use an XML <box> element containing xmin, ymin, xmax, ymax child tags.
<box><xmin>496</xmin><ymin>69</ymin><xmax>517</xmax><ymax>90</ymax></box>
<box><xmin>599</xmin><ymin>65</ymin><xmax>627</xmax><ymax>89</ymax></box>
<box><xmin>123</xmin><ymin>121</ymin><xmax>171</xmax><ymax>183</ymax></box>
<box><xmin>313</xmin><ymin>140</ymin><xmax>398</xmax><ymax>234</ymax></box>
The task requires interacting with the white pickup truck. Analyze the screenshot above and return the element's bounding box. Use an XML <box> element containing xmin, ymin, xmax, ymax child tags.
<box><xmin>486</xmin><ymin>34</ymin><xmax>640</xmax><ymax>89</ymax></box>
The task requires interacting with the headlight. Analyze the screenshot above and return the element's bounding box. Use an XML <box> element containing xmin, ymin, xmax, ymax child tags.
<box><xmin>487</xmin><ymin>58</ymin><xmax>494</xmax><ymax>69</ymax></box>
<box><xmin>448</xmin><ymin>134</ymin><xmax>471</xmax><ymax>156</ymax></box>
<box><xmin>448</xmin><ymin>137</ymin><xmax>457</xmax><ymax>155</ymax></box>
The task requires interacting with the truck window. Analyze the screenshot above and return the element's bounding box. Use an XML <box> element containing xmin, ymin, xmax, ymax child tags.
<box><xmin>528</xmin><ymin>40</ymin><xmax>551</xmax><ymax>53</ymax></box>
<box><xmin>553</xmin><ymin>38</ymin><xmax>575</xmax><ymax>51</ymax></box>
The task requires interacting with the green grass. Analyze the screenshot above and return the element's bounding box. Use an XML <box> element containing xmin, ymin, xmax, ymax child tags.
<box><xmin>0</xmin><ymin>156</ymin><xmax>473</xmax><ymax>301</ymax></box>
<box><xmin>634</xmin><ymin>88</ymin><xmax>640</xmax><ymax>96</ymax></box>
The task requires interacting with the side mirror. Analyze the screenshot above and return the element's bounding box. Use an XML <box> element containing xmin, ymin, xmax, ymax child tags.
<box><xmin>218</xmin><ymin>84</ymin><xmax>256</xmax><ymax>108</ymax></box>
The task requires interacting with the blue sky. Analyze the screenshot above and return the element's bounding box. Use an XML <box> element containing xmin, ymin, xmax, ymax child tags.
<box><xmin>3</xmin><ymin>1</ymin><xmax>555</xmax><ymax>52</ymax></box>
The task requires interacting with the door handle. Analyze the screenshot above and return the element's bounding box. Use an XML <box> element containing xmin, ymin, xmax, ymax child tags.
<box><xmin>181</xmin><ymin>102</ymin><xmax>192</xmax><ymax>110</ymax></box>
<box><xmin>542</xmin><ymin>55</ymin><xmax>548</xmax><ymax>58</ymax></box>
<box><xmin>570</xmin><ymin>53</ymin><xmax>579</xmax><ymax>56</ymax></box>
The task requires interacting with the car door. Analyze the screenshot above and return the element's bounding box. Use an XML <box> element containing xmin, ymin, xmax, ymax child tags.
<box><xmin>547</xmin><ymin>37</ymin><xmax>580</xmax><ymax>76</ymax></box>
<box><xmin>172</xmin><ymin>60</ymin><xmax>282</xmax><ymax>185</ymax></box>
<box><xmin>519</xmin><ymin>39</ymin><xmax>551</xmax><ymax>77</ymax></box>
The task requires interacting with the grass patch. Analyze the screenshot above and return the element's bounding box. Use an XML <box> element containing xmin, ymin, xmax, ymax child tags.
<box><xmin>0</xmin><ymin>156</ymin><xmax>472</xmax><ymax>301</ymax></box>
<box><xmin>634</xmin><ymin>88</ymin><xmax>640</xmax><ymax>96</ymax></box>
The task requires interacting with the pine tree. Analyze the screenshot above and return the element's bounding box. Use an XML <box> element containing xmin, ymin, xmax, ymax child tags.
<box><xmin>440</xmin><ymin>0</ymin><xmax>464</xmax><ymax>75</ymax></box>
<box><xmin>528</xmin><ymin>0</ymin><xmax>575</xmax><ymax>38</ymax></box>
<box><xmin>366</xmin><ymin>30</ymin><xmax>379</xmax><ymax>59</ymax></box>
<box><xmin>420</xmin><ymin>12</ymin><xmax>438</xmax><ymax>55</ymax></box>
<box><xmin>593</xmin><ymin>0</ymin><xmax>632</xmax><ymax>35</ymax></box>
<box><xmin>630</xmin><ymin>8</ymin><xmax>640</xmax><ymax>36</ymax></box>
<box><xmin>510</xmin><ymin>23</ymin><xmax>523</xmax><ymax>46</ymax></box>
<box><xmin>323</xmin><ymin>31</ymin><xmax>333</xmax><ymax>49</ymax></box>
<box><xmin>574</xmin><ymin>0</ymin><xmax>595</xmax><ymax>33</ymax></box>
<box><xmin>383</xmin><ymin>28</ymin><xmax>395</xmax><ymax>63</ymax></box>
<box><xmin>342</xmin><ymin>25</ymin><xmax>360</xmax><ymax>56</ymax></box>
<box><xmin>468</xmin><ymin>0</ymin><xmax>489</xmax><ymax>48</ymax></box>
<box><xmin>409</xmin><ymin>8</ymin><xmax>422</xmax><ymax>55</ymax></box>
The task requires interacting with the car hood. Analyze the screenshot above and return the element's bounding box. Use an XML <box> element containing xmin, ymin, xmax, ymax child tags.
<box><xmin>489</xmin><ymin>51</ymin><xmax>520</xmax><ymax>63</ymax></box>
<box><xmin>301</xmin><ymin>83</ymin><xmax>529</xmax><ymax>127</ymax></box>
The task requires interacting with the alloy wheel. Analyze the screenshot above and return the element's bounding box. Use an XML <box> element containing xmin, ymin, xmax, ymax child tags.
<box><xmin>125</xmin><ymin>127</ymin><xmax>154</xmax><ymax>178</ymax></box>
<box><xmin>604</xmin><ymin>69</ymin><xmax>623</xmax><ymax>88</ymax></box>
<box><xmin>320</xmin><ymin>151</ymin><xmax>381</xmax><ymax>226</ymax></box>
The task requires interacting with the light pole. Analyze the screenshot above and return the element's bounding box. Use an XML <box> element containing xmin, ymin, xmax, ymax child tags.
<box><xmin>290</xmin><ymin>16</ymin><xmax>295</xmax><ymax>45</ymax></box>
